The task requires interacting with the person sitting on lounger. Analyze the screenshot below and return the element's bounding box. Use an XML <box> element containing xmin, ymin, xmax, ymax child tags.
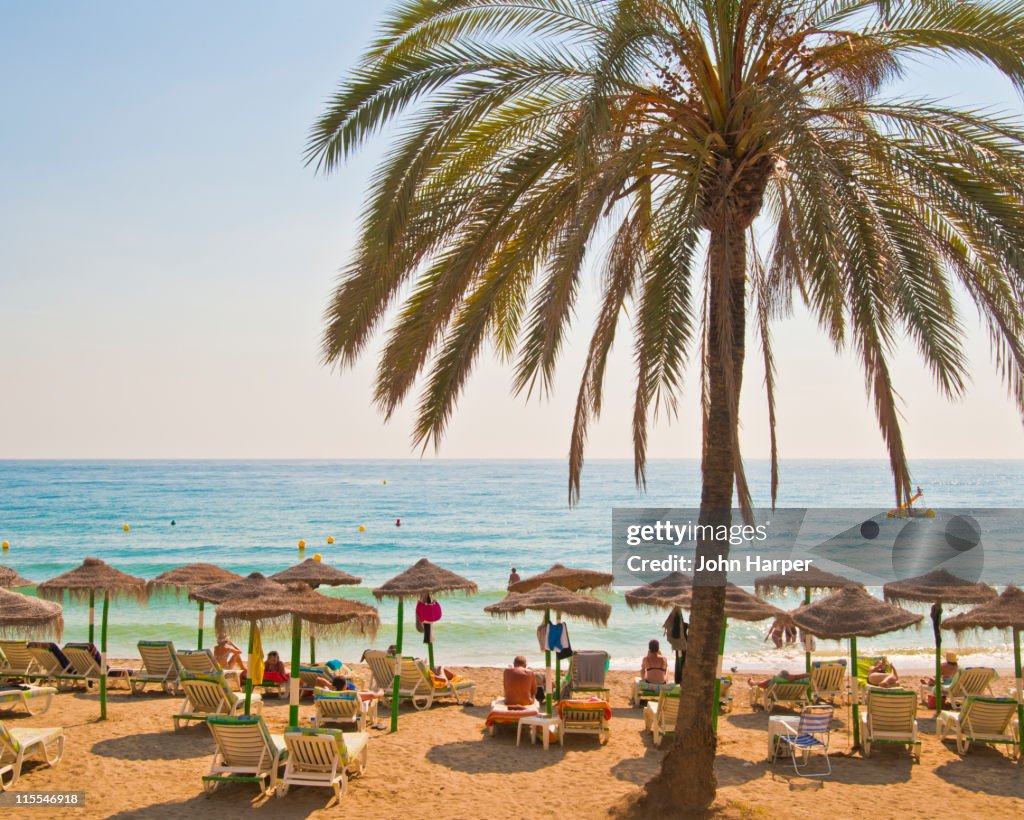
<box><xmin>920</xmin><ymin>652</ymin><xmax>958</xmax><ymax>687</ymax></box>
<box><xmin>503</xmin><ymin>656</ymin><xmax>539</xmax><ymax>707</ymax></box>
<box><xmin>262</xmin><ymin>651</ymin><xmax>290</xmax><ymax>684</ymax></box>
<box><xmin>748</xmin><ymin>669</ymin><xmax>808</xmax><ymax>689</ymax></box>
<box><xmin>867</xmin><ymin>657</ymin><xmax>900</xmax><ymax>688</ymax></box>
<box><xmin>640</xmin><ymin>639</ymin><xmax>669</xmax><ymax>685</ymax></box>
<box><xmin>214</xmin><ymin>635</ymin><xmax>247</xmax><ymax>676</ymax></box>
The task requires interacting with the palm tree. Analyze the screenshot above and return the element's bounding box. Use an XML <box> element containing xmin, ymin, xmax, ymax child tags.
<box><xmin>309</xmin><ymin>0</ymin><xmax>1024</xmax><ymax>811</ymax></box>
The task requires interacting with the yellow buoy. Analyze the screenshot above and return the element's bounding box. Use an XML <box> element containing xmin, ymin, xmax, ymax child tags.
<box><xmin>358</xmin><ymin>525</ymin><xmax>366</xmax><ymax>533</ymax></box>
<box><xmin>298</xmin><ymin>539</ymin><xmax>306</xmax><ymax>549</ymax></box>
<box><xmin>326</xmin><ymin>536</ymin><xmax>335</xmax><ymax>545</ymax></box>
<box><xmin>313</xmin><ymin>553</ymin><xmax>322</xmax><ymax>562</ymax></box>
<box><xmin>123</xmin><ymin>523</ymin><xmax>131</xmax><ymax>532</ymax></box>
<box><xmin>1</xmin><ymin>541</ymin><xmax>8</xmax><ymax>550</ymax></box>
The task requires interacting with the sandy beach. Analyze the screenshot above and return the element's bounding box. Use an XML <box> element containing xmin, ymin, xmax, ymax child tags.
<box><xmin>2</xmin><ymin>664</ymin><xmax>1021</xmax><ymax>819</ymax></box>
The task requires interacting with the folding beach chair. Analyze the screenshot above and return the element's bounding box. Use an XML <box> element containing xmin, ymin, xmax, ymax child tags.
<box><xmin>557</xmin><ymin>699</ymin><xmax>611</xmax><ymax>745</ymax></box>
<box><xmin>810</xmin><ymin>661</ymin><xmax>847</xmax><ymax>704</ymax></box>
<box><xmin>176</xmin><ymin>649</ymin><xmax>242</xmax><ymax>690</ymax></box>
<box><xmin>0</xmin><ymin>685</ymin><xmax>56</xmax><ymax>717</ymax></box>
<box><xmin>0</xmin><ymin>641</ymin><xmax>41</xmax><ymax>681</ymax></box>
<box><xmin>174</xmin><ymin>672</ymin><xmax>261</xmax><ymax>730</ymax></box>
<box><xmin>0</xmin><ymin>719</ymin><xmax>64</xmax><ymax>789</ymax></box>
<box><xmin>312</xmin><ymin>689</ymin><xmax>366</xmax><ymax>731</ymax></box>
<box><xmin>563</xmin><ymin>650</ymin><xmax>610</xmax><ymax>700</ymax></box>
<box><xmin>751</xmin><ymin>678</ymin><xmax>811</xmax><ymax>713</ymax></box>
<box><xmin>643</xmin><ymin>690</ymin><xmax>680</xmax><ymax>747</ymax></box>
<box><xmin>938</xmin><ymin>696</ymin><xmax>1020</xmax><ymax>759</ymax></box>
<box><xmin>769</xmin><ymin>705</ymin><xmax>834</xmax><ymax>777</ymax></box>
<box><xmin>130</xmin><ymin>640</ymin><xmax>181</xmax><ymax>695</ymax></box>
<box><xmin>859</xmin><ymin>688</ymin><xmax>921</xmax><ymax>762</ymax></box>
<box><xmin>278</xmin><ymin>727</ymin><xmax>368</xmax><ymax>801</ymax></box>
<box><xmin>630</xmin><ymin>679</ymin><xmax>677</xmax><ymax>707</ymax></box>
<box><xmin>203</xmin><ymin>715</ymin><xmax>287</xmax><ymax>796</ymax></box>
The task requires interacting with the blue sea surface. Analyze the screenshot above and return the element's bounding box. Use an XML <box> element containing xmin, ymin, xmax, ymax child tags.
<box><xmin>1</xmin><ymin>459</ymin><xmax>1021</xmax><ymax>670</ymax></box>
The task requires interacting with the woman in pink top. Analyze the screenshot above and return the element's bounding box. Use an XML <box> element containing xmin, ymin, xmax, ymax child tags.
<box><xmin>640</xmin><ymin>639</ymin><xmax>669</xmax><ymax>684</ymax></box>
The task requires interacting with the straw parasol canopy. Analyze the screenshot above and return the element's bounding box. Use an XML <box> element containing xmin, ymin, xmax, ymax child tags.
<box><xmin>508</xmin><ymin>563</ymin><xmax>613</xmax><ymax>594</ymax></box>
<box><xmin>271</xmin><ymin>559</ymin><xmax>361</xmax><ymax>588</ymax></box>
<box><xmin>668</xmin><ymin>583</ymin><xmax>785</xmax><ymax>622</ymax></box>
<box><xmin>148</xmin><ymin>563</ymin><xmax>242</xmax><ymax>594</ymax></box>
<box><xmin>372</xmin><ymin>558</ymin><xmax>477</xmax><ymax>599</ymax></box>
<box><xmin>882</xmin><ymin>568</ymin><xmax>997</xmax><ymax>606</ymax></box>
<box><xmin>0</xmin><ymin>587</ymin><xmax>63</xmax><ymax>640</ymax></box>
<box><xmin>625</xmin><ymin>572</ymin><xmax>692</xmax><ymax>610</ymax></box>
<box><xmin>0</xmin><ymin>566</ymin><xmax>34</xmax><ymax>589</ymax></box>
<box><xmin>38</xmin><ymin>557</ymin><xmax>148</xmax><ymax>603</ymax></box>
<box><xmin>215</xmin><ymin>586</ymin><xmax>380</xmax><ymax>639</ymax></box>
<box><xmin>790</xmin><ymin>586</ymin><xmax>923</xmax><ymax>639</ymax></box>
<box><xmin>942</xmin><ymin>585</ymin><xmax>1024</xmax><ymax>633</ymax></box>
<box><xmin>754</xmin><ymin>565</ymin><xmax>861</xmax><ymax>597</ymax></box>
<box><xmin>485</xmin><ymin>583</ymin><xmax>612</xmax><ymax>627</ymax></box>
<box><xmin>190</xmin><ymin>572</ymin><xmax>291</xmax><ymax>605</ymax></box>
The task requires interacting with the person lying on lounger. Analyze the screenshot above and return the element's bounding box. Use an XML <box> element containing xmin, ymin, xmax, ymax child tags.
<box><xmin>748</xmin><ymin>669</ymin><xmax>809</xmax><ymax>689</ymax></box>
<box><xmin>867</xmin><ymin>657</ymin><xmax>900</xmax><ymax>688</ymax></box>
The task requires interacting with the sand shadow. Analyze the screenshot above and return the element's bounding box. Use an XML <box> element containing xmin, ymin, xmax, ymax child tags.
<box><xmin>934</xmin><ymin>756</ymin><xmax>1024</xmax><ymax>798</ymax></box>
<box><xmin>713</xmin><ymin>753</ymin><xmax>769</xmax><ymax>786</ymax></box>
<box><xmin>92</xmin><ymin>730</ymin><xmax>213</xmax><ymax>761</ymax></box>
<box><xmin>427</xmin><ymin>738</ymin><xmax>568</xmax><ymax>773</ymax></box>
<box><xmin>610</xmin><ymin>754</ymin><xmax>661</xmax><ymax>785</ymax></box>
<box><xmin>723</xmin><ymin>711</ymin><xmax>767</xmax><ymax>730</ymax></box>
<box><xmin>104</xmin><ymin>789</ymin><xmax>334</xmax><ymax>819</ymax></box>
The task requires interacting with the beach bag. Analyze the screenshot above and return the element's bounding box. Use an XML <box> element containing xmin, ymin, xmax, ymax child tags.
<box><xmin>416</xmin><ymin>597</ymin><xmax>442</xmax><ymax>623</ymax></box>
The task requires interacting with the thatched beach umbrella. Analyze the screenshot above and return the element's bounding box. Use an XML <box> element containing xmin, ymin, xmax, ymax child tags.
<box><xmin>0</xmin><ymin>566</ymin><xmax>34</xmax><ymax>589</ymax></box>
<box><xmin>943</xmin><ymin>585</ymin><xmax>1024</xmax><ymax>758</ymax></box>
<box><xmin>216</xmin><ymin>586</ymin><xmax>380</xmax><ymax>727</ymax></box>
<box><xmin>884</xmin><ymin>569</ymin><xmax>996</xmax><ymax>713</ymax></box>
<box><xmin>625</xmin><ymin>573</ymin><xmax>693</xmax><ymax>691</ymax></box>
<box><xmin>791</xmin><ymin>586</ymin><xmax>922</xmax><ymax>748</ymax></box>
<box><xmin>149</xmin><ymin>563</ymin><xmax>242</xmax><ymax>650</ymax></box>
<box><xmin>373</xmin><ymin>559</ymin><xmax>478</xmax><ymax>732</ymax></box>
<box><xmin>509</xmin><ymin>563</ymin><xmax>613</xmax><ymax>594</ymax></box>
<box><xmin>486</xmin><ymin>583</ymin><xmax>611</xmax><ymax>716</ymax></box>
<box><xmin>191</xmin><ymin>573</ymin><xmax>293</xmax><ymax>714</ymax></box>
<box><xmin>271</xmin><ymin>558</ymin><xmax>362</xmax><ymax>664</ymax></box>
<box><xmin>0</xmin><ymin>588</ymin><xmax>63</xmax><ymax>640</ymax></box>
<box><xmin>38</xmin><ymin>558</ymin><xmax>148</xmax><ymax>720</ymax></box>
<box><xmin>755</xmin><ymin>566</ymin><xmax>861</xmax><ymax>675</ymax></box>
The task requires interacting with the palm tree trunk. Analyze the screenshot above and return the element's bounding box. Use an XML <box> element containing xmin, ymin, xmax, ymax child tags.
<box><xmin>642</xmin><ymin>222</ymin><xmax>747</xmax><ymax>813</ymax></box>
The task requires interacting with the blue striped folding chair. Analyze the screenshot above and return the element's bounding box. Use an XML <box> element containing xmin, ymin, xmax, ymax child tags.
<box><xmin>773</xmin><ymin>705</ymin><xmax>833</xmax><ymax>777</ymax></box>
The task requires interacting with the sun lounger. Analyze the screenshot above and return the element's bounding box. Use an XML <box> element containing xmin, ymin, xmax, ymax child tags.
<box><xmin>364</xmin><ymin>652</ymin><xmax>475</xmax><ymax>710</ymax></box>
<box><xmin>203</xmin><ymin>715</ymin><xmax>287</xmax><ymax>796</ymax></box>
<box><xmin>769</xmin><ymin>705</ymin><xmax>834</xmax><ymax>777</ymax></box>
<box><xmin>176</xmin><ymin>649</ymin><xmax>242</xmax><ymax>690</ymax></box>
<box><xmin>299</xmin><ymin>665</ymin><xmax>329</xmax><ymax>697</ymax></box>
<box><xmin>557</xmin><ymin>699</ymin><xmax>611</xmax><ymax>745</ymax></box>
<box><xmin>61</xmin><ymin>643</ymin><xmax>131</xmax><ymax>690</ymax></box>
<box><xmin>938</xmin><ymin>696</ymin><xmax>1020</xmax><ymax>759</ymax></box>
<box><xmin>810</xmin><ymin>660</ymin><xmax>847</xmax><ymax>704</ymax></box>
<box><xmin>643</xmin><ymin>691</ymin><xmax>679</xmax><ymax>747</ymax></box>
<box><xmin>484</xmin><ymin>698</ymin><xmax>540</xmax><ymax>736</ymax></box>
<box><xmin>938</xmin><ymin>667</ymin><xmax>998</xmax><ymax>709</ymax></box>
<box><xmin>278</xmin><ymin>726</ymin><xmax>368</xmax><ymax>801</ymax></box>
<box><xmin>630</xmin><ymin>679</ymin><xmax>677</xmax><ymax>707</ymax></box>
<box><xmin>131</xmin><ymin>640</ymin><xmax>181</xmax><ymax>695</ymax></box>
<box><xmin>174</xmin><ymin>672</ymin><xmax>262</xmax><ymax>730</ymax></box>
<box><xmin>859</xmin><ymin>687</ymin><xmax>921</xmax><ymax>762</ymax></box>
<box><xmin>0</xmin><ymin>685</ymin><xmax>57</xmax><ymax>716</ymax></box>
<box><xmin>0</xmin><ymin>641</ymin><xmax>42</xmax><ymax>681</ymax></box>
<box><xmin>750</xmin><ymin>678</ymin><xmax>810</xmax><ymax>713</ymax></box>
<box><xmin>26</xmin><ymin>642</ymin><xmax>85</xmax><ymax>690</ymax></box>
<box><xmin>563</xmin><ymin>650</ymin><xmax>610</xmax><ymax>700</ymax></box>
<box><xmin>312</xmin><ymin>689</ymin><xmax>366</xmax><ymax>731</ymax></box>
<box><xmin>0</xmin><ymin>719</ymin><xmax>64</xmax><ymax>789</ymax></box>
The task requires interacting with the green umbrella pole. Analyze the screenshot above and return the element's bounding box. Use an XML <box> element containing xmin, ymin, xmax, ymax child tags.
<box><xmin>712</xmin><ymin>619</ymin><xmax>727</xmax><ymax>733</ymax></box>
<box><xmin>390</xmin><ymin>598</ymin><xmax>404</xmax><ymax>733</ymax></box>
<box><xmin>309</xmin><ymin>633</ymin><xmax>316</xmax><ymax>665</ymax></box>
<box><xmin>197</xmin><ymin>600</ymin><xmax>205</xmax><ymax>650</ymax></box>
<box><xmin>99</xmin><ymin>591</ymin><xmax>110</xmax><ymax>721</ymax></box>
<box><xmin>933</xmin><ymin>604</ymin><xmax>943</xmax><ymax>715</ymax></box>
<box><xmin>850</xmin><ymin>636</ymin><xmax>860</xmax><ymax>749</ymax></box>
<box><xmin>428</xmin><ymin>639</ymin><xmax>435</xmax><ymax>671</ymax></box>
<box><xmin>289</xmin><ymin>614</ymin><xmax>301</xmax><ymax>727</ymax></box>
<box><xmin>1014</xmin><ymin>627</ymin><xmax>1023</xmax><ymax>760</ymax></box>
<box><xmin>243</xmin><ymin>623</ymin><xmax>254</xmax><ymax>715</ymax></box>
<box><xmin>804</xmin><ymin>587</ymin><xmax>812</xmax><ymax>678</ymax></box>
<box><xmin>544</xmin><ymin>608</ymin><xmax>552</xmax><ymax>717</ymax></box>
<box><xmin>88</xmin><ymin>590</ymin><xmax>95</xmax><ymax>645</ymax></box>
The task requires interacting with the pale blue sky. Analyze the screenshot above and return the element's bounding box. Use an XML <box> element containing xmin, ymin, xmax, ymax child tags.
<box><xmin>2</xmin><ymin>1</ymin><xmax>1022</xmax><ymax>468</ymax></box>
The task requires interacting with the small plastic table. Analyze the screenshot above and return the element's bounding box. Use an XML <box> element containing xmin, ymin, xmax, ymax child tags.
<box><xmin>767</xmin><ymin>715</ymin><xmax>799</xmax><ymax>760</ymax></box>
<box><xmin>517</xmin><ymin>715</ymin><xmax>560</xmax><ymax>750</ymax></box>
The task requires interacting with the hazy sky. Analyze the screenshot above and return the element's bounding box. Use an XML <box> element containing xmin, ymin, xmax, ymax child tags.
<box><xmin>2</xmin><ymin>1</ymin><xmax>1023</xmax><ymax>467</ymax></box>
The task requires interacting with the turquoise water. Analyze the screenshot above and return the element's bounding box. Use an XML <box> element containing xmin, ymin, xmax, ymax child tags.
<box><xmin>1</xmin><ymin>459</ymin><xmax>1021</xmax><ymax>671</ymax></box>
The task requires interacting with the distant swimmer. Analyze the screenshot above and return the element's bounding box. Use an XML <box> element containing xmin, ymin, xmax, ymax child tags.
<box><xmin>171</xmin><ymin>520</ymin><xmax>176</xmax><ymax>526</ymax></box>
<box><xmin>395</xmin><ymin>518</ymin><xmax>401</xmax><ymax>527</ymax></box>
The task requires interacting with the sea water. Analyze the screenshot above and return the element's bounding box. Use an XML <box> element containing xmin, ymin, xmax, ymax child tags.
<box><xmin>1</xmin><ymin>459</ymin><xmax>1021</xmax><ymax>671</ymax></box>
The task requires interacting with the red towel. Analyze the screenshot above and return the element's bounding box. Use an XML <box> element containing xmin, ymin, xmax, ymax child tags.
<box><xmin>485</xmin><ymin>704</ymin><xmax>540</xmax><ymax>727</ymax></box>
<box><xmin>557</xmin><ymin>699</ymin><xmax>612</xmax><ymax>720</ymax></box>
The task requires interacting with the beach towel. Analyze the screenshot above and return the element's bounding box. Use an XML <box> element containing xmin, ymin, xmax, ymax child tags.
<box><xmin>575</xmin><ymin>650</ymin><xmax>608</xmax><ymax>685</ymax></box>
<box><xmin>662</xmin><ymin>608</ymin><xmax>688</xmax><ymax>653</ymax></box>
<box><xmin>557</xmin><ymin>698</ymin><xmax>612</xmax><ymax>721</ymax></box>
<box><xmin>546</xmin><ymin>623</ymin><xmax>570</xmax><ymax>653</ymax></box>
